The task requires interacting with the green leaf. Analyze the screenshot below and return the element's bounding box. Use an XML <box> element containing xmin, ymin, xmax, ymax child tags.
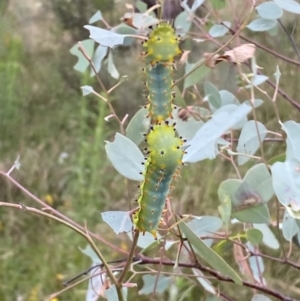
<box><xmin>79</xmin><ymin>245</ymin><xmax>101</xmax><ymax>264</ymax></box>
<box><xmin>84</xmin><ymin>25</ymin><xmax>130</xmax><ymax>48</ymax></box>
<box><xmin>237</xmin><ymin>121</ymin><xmax>268</xmax><ymax>165</ymax></box>
<box><xmin>267</xmin><ymin>153</ymin><xmax>286</xmax><ymax>165</ymax></box>
<box><xmin>219</xmin><ymin>90</ymin><xmax>239</xmax><ymax>106</ymax></box>
<box><xmin>107</xmin><ymin>51</ymin><xmax>119</xmax><ymax>79</ymax></box>
<box><xmin>252</xmin><ymin>294</ymin><xmax>272</xmax><ymax>301</ymax></box>
<box><xmin>89</xmin><ymin>10</ymin><xmax>103</xmax><ymax>24</ymax></box>
<box><xmin>105</xmin><ymin>133</ymin><xmax>144</xmax><ymax>181</ymax></box>
<box><xmin>184</xmin><ymin>60</ymin><xmax>210</xmax><ymax>89</ymax></box>
<box><xmin>233</xmin><ymin>204</ymin><xmax>270</xmax><ymax>224</ymax></box>
<box><xmin>253</xmin><ymin>224</ymin><xmax>280</xmax><ymax>249</ymax></box>
<box><xmin>247</xmin><ymin>18</ymin><xmax>277</xmax><ymax>32</ymax></box>
<box><xmin>101</xmin><ymin>211</ymin><xmax>133</xmax><ymax>234</ymax></box>
<box><xmin>204</xmin><ymin>82</ymin><xmax>222</xmax><ymax>109</ymax></box>
<box><xmin>187</xmin><ymin>216</ymin><xmax>223</xmax><ymax>246</ymax></box>
<box><xmin>175</xmin><ymin>11</ymin><xmax>192</xmax><ymax>35</ymax></box>
<box><xmin>209</xmin><ymin>22</ymin><xmax>231</xmax><ymax>37</ymax></box>
<box><xmin>272</xmin><ymin>158</ymin><xmax>300</xmax><ymax>210</ymax></box>
<box><xmin>91</xmin><ymin>45</ymin><xmax>108</xmax><ymax>75</ymax></box>
<box><xmin>126</xmin><ymin>107</ymin><xmax>150</xmax><ymax>145</ymax></box>
<box><xmin>274</xmin><ymin>0</ymin><xmax>300</xmax><ymax>14</ymax></box>
<box><xmin>106</xmin><ymin>286</ymin><xmax>128</xmax><ymax>301</ymax></box>
<box><xmin>246</xmin><ymin>75</ymin><xmax>268</xmax><ymax>88</ymax></box>
<box><xmin>112</xmin><ymin>23</ymin><xmax>137</xmax><ymax>46</ymax></box>
<box><xmin>246</xmin><ymin>228</ymin><xmax>263</xmax><ymax>245</ymax></box>
<box><xmin>243</xmin><ymin>99</ymin><xmax>264</xmax><ymax>108</ymax></box>
<box><xmin>210</xmin><ymin>0</ymin><xmax>226</xmax><ymax>9</ymax></box>
<box><xmin>282</xmin><ymin>121</ymin><xmax>300</xmax><ymax>160</ymax></box>
<box><xmin>127</xmin><ymin>231</ymin><xmax>160</xmax><ymax>248</ymax></box>
<box><xmin>81</xmin><ymin>85</ymin><xmax>95</xmax><ymax>96</ymax></box>
<box><xmin>193</xmin><ymin>269</ymin><xmax>216</xmax><ymax>294</ymax></box>
<box><xmin>179</xmin><ymin>222</ymin><xmax>242</xmax><ymax>285</ymax></box>
<box><xmin>86</xmin><ymin>265</ymin><xmax>104</xmax><ymax>301</ymax></box>
<box><xmin>256</xmin><ymin>2</ymin><xmax>283</xmax><ymax>19</ymax></box>
<box><xmin>172</xmin><ymin>109</ymin><xmax>203</xmax><ymax>141</ymax></box>
<box><xmin>135</xmin><ymin>0</ymin><xmax>147</xmax><ymax>12</ymax></box>
<box><xmin>139</xmin><ymin>275</ymin><xmax>172</xmax><ymax>295</ymax></box>
<box><xmin>282</xmin><ymin>209</ymin><xmax>299</xmax><ymax>242</ymax></box>
<box><xmin>70</xmin><ymin>39</ymin><xmax>95</xmax><ymax>72</ymax></box>
<box><xmin>191</xmin><ymin>0</ymin><xmax>205</xmax><ymax>12</ymax></box>
<box><xmin>247</xmin><ymin>243</ymin><xmax>265</xmax><ymax>282</ymax></box>
<box><xmin>218</xmin><ymin>195</ymin><xmax>232</xmax><ymax>225</ymax></box>
<box><xmin>183</xmin><ymin>104</ymin><xmax>251</xmax><ymax>163</ymax></box>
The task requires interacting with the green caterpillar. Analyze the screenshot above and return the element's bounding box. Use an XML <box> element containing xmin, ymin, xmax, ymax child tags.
<box><xmin>133</xmin><ymin>23</ymin><xmax>184</xmax><ymax>238</ymax></box>
<box><xmin>143</xmin><ymin>22</ymin><xmax>181</xmax><ymax>123</ymax></box>
<box><xmin>133</xmin><ymin>123</ymin><xmax>184</xmax><ymax>238</ymax></box>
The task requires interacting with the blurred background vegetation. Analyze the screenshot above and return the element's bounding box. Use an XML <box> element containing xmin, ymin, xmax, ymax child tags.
<box><xmin>0</xmin><ymin>0</ymin><xmax>300</xmax><ymax>300</ymax></box>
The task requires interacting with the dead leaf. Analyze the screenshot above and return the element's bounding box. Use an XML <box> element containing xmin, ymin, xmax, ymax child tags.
<box><xmin>223</xmin><ymin>44</ymin><xmax>256</xmax><ymax>64</ymax></box>
<box><xmin>179</xmin><ymin>50</ymin><xmax>190</xmax><ymax>64</ymax></box>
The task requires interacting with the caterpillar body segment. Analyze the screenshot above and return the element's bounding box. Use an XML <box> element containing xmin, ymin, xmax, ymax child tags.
<box><xmin>134</xmin><ymin>124</ymin><xmax>184</xmax><ymax>238</ymax></box>
<box><xmin>143</xmin><ymin>23</ymin><xmax>181</xmax><ymax>64</ymax></box>
<box><xmin>145</xmin><ymin>62</ymin><xmax>174</xmax><ymax>122</ymax></box>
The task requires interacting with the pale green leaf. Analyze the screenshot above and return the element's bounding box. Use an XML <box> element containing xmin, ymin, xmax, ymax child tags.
<box><xmin>282</xmin><ymin>209</ymin><xmax>299</xmax><ymax>241</ymax></box>
<box><xmin>252</xmin><ymin>294</ymin><xmax>272</xmax><ymax>301</ymax></box>
<box><xmin>274</xmin><ymin>0</ymin><xmax>300</xmax><ymax>14</ymax></box>
<box><xmin>107</xmin><ymin>51</ymin><xmax>119</xmax><ymax>79</ymax></box>
<box><xmin>86</xmin><ymin>265</ymin><xmax>104</xmax><ymax>301</ymax></box>
<box><xmin>105</xmin><ymin>133</ymin><xmax>144</xmax><ymax>181</ymax></box>
<box><xmin>271</xmin><ymin>158</ymin><xmax>300</xmax><ymax>210</ymax></box>
<box><xmin>101</xmin><ymin>211</ymin><xmax>133</xmax><ymax>234</ymax></box>
<box><xmin>139</xmin><ymin>275</ymin><xmax>172</xmax><ymax>295</ymax></box>
<box><xmin>204</xmin><ymin>82</ymin><xmax>222</xmax><ymax>109</ymax></box>
<box><xmin>256</xmin><ymin>2</ymin><xmax>283</xmax><ymax>19</ymax></box>
<box><xmin>183</xmin><ymin>104</ymin><xmax>251</xmax><ymax>163</ymax></box>
<box><xmin>247</xmin><ymin>243</ymin><xmax>265</xmax><ymax>283</ymax></box>
<box><xmin>89</xmin><ymin>10</ymin><xmax>103</xmax><ymax>24</ymax></box>
<box><xmin>126</xmin><ymin>107</ymin><xmax>150</xmax><ymax>145</ymax></box>
<box><xmin>81</xmin><ymin>85</ymin><xmax>95</xmax><ymax>96</ymax></box>
<box><xmin>253</xmin><ymin>224</ymin><xmax>280</xmax><ymax>249</ymax></box>
<box><xmin>70</xmin><ymin>39</ymin><xmax>95</xmax><ymax>72</ymax></box>
<box><xmin>79</xmin><ymin>245</ymin><xmax>101</xmax><ymax>264</ymax></box>
<box><xmin>191</xmin><ymin>0</ymin><xmax>205</xmax><ymax>12</ymax></box>
<box><xmin>237</xmin><ymin>121</ymin><xmax>268</xmax><ymax>165</ymax></box>
<box><xmin>175</xmin><ymin>11</ymin><xmax>192</xmax><ymax>35</ymax></box>
<box><xmin>184</xmin><ymin>60</ymin><xmax>210</xmax><ymax>89</ymax></box>
<box><xmin>218</xmin><ymin>195</ymin><xmax>232</xmax><ymax>225</ymax></box>
<box><xmin>209</xmin><ymin>21</ymin><xmax>231</xmax><ymax>37</ymax></box>
<box><xmin>106</xmin><ymin>286</ymin><xmax>128</xmax><ymax>301</ymax></box>
<box><xmin>246</xmin><ymin>228</ymin><xmax>263</xmax><ymax>245</ymax></box>
<box><xmin>84</xmin><ymin>25</ymin><xmax>129</xmax><ymax>48</ymax></box>
<box><xmin>282</xmin><ymin>121</ymin><xmax>300</xmax><ymax>160</ymax></box>
<box><xmin>193</xmin><ymin>269</ymin><xmax>216</xmax><ymax>294</ymax></box>
<box><xmin>233</xmin><ymin>204</ymin><xmax>270</xmax><ymax>224</ymax></box>
<box><xmin>219</xmin><ymin>90</ymin><xmax>239</xmax><ymax>106</ymax></box>
<box><xmin>91</xmin><ymin>45</ymin><xmax>108</xmax><ymax>75</ymax></box>
<box><xmin>247</xmin><ymin>18</ymin><xmax>277</xmax><ymax>32</ymax></box>
<box><xmin>179</xmin><ymin>222</ymin><xmax>242</xmax><ymax>285</ymax></box>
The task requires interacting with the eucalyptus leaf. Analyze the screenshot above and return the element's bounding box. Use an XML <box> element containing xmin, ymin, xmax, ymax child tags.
<box><xmin>175</xmin><ymin>11</ymin><xmax>192</xmax><ymax>34</ymax></box>
<box><xmin>271</xmin><ymin>158</ymin><xmax>300</xmax><ymax>210</ymax></box>
<box><xmin>191</xmin><ymin>0</ymin><xmax>205</xmax><ymax>12</ymax></box>
<box><xmin>193</xmin><ymin>269</ymin><xmax>216</xmax><ymax>294</ymax></box>
<box><xmin>247</xmin><ymin>18</ymin><xmax>277</xmax><ymax>32</ymax></box>
<box><xmin>252</xmin><ymin>294</ymin><xmax>271</xmax><ymax>301</ymax></box>
<box><xmin>253</xmin><ymin>224</ymin><xmax>280</xmax><ymax>249</ymax></box>
<box><xmin>282</xmin><ymin>209</ymin><xmax>299</xmax><ymax>241</ymax></box>
<box><xmin>86</xmin><ymin>265</ymin><xmax>104</xmax><ymax>301</ymax></box>
<box><xmin>139</xmin><ymin>275</ymin><xmax>172</xmax><ymax>295</ymax></box>
<box><xmin>179</xmin><ymin>222</ymin><xmax>242</xmax><ymax>285</ymax></box>
<box><xmin>101</xmin><ymin>211</ymin><xmax>133</xmax><ymax>234</ymax></box>
<box><xmin>246</xmin><ymin>228</ymin><xmax>263</xmax><ymax>245</ymax></box>
<box><xmin>89</xmin><ymin>10</ymin><xmax>103</xmax><ymax>24</ymax></box>
<box><xmin>204</xmin><ymin>82</ymin><xmax>222</xmax><ymax>109</ymax></box>
<box><xmin>81</xmin><ymin>85</ymin><xmax>95</xmax><ymax>96</ymax></box>
<box><xmin>91</xmin><ymin>45</ymin><xmax>107</xmax><ymax>75</ymax></box>
<box><xmin>219</xmin><ymin>90</ymin><xmax>239</xmax><ymax>106</ymax></box>
<box><xmin>105</xmin><ymin>133</ymin><xmax>144</xmax><ymax>181</ymax></box>
<box><xmin>79</xmin><ymin>245</ymin><xmax>102</xmax><ymax>264</ymax></box>
<box><xmin>256</xmin><ymin>2</ymin><xmax>283</xmax><ymax>20</ymax></box>
<box><xmin>106</xmin><ymin>286</ymin><xmax>128</xmax><ymax>301</ymax></box>
<box><xmin>274</xmin><ymin>0</ymin><xmax>300</xmax><ymax>14</ymax></box>
<box><xmin>184</xmin><ymin>60</ymin><xmax>210</xmax><ymax>89</ymax></box>
<box><xmin>70</xmin><ymin>39</ymin><xmax>95</xmax><ymax>72</ymax></box>
<box><xmin>282</xmin><ymin>120</ymin><xmax>300</xmax><ymax>160</ymax></box>
<box><xmin>183</xmin><ymin>104</ymin><xmax>251</xmax><ymax>163</ymax></box>
<box><xmin>237</xmin><ymin>121</ymin><xmax>268</xmax><ymax>165</ymax></box>
<box><xmin>209</xmin><ymin>22</ymin><xmax>231</xmax><ymax>38</ymax></box>
<box><xmin>85</xmin><ymin>25</ymin><xmax>130</xmax><ymax>48</ymax></box>
<box><xmin>126</xmin><ymin>107</ymin><xmax>150</xmax><ymax>145</ymax></box>
<box><xmin>107</xmin><ymin>51</ymin><xmax>119</xmax><ymax>79</ymax></box>
<box><xmin>247</xmin><ymin>243</ymin><xmax>265</xmax><ymax>283</ymax></box>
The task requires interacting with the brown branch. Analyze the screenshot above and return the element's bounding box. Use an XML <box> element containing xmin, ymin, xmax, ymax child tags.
<box><xmin>136</xmin><ymin>255</ymin><xmax>299</xmax><ymax>301</ymax></box>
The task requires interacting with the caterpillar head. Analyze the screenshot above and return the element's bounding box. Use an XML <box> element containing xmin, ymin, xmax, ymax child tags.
<box><xmin>143</xmin><ymin>23</ymin><xmax>181</xmax><ymax>64</ymax></box>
